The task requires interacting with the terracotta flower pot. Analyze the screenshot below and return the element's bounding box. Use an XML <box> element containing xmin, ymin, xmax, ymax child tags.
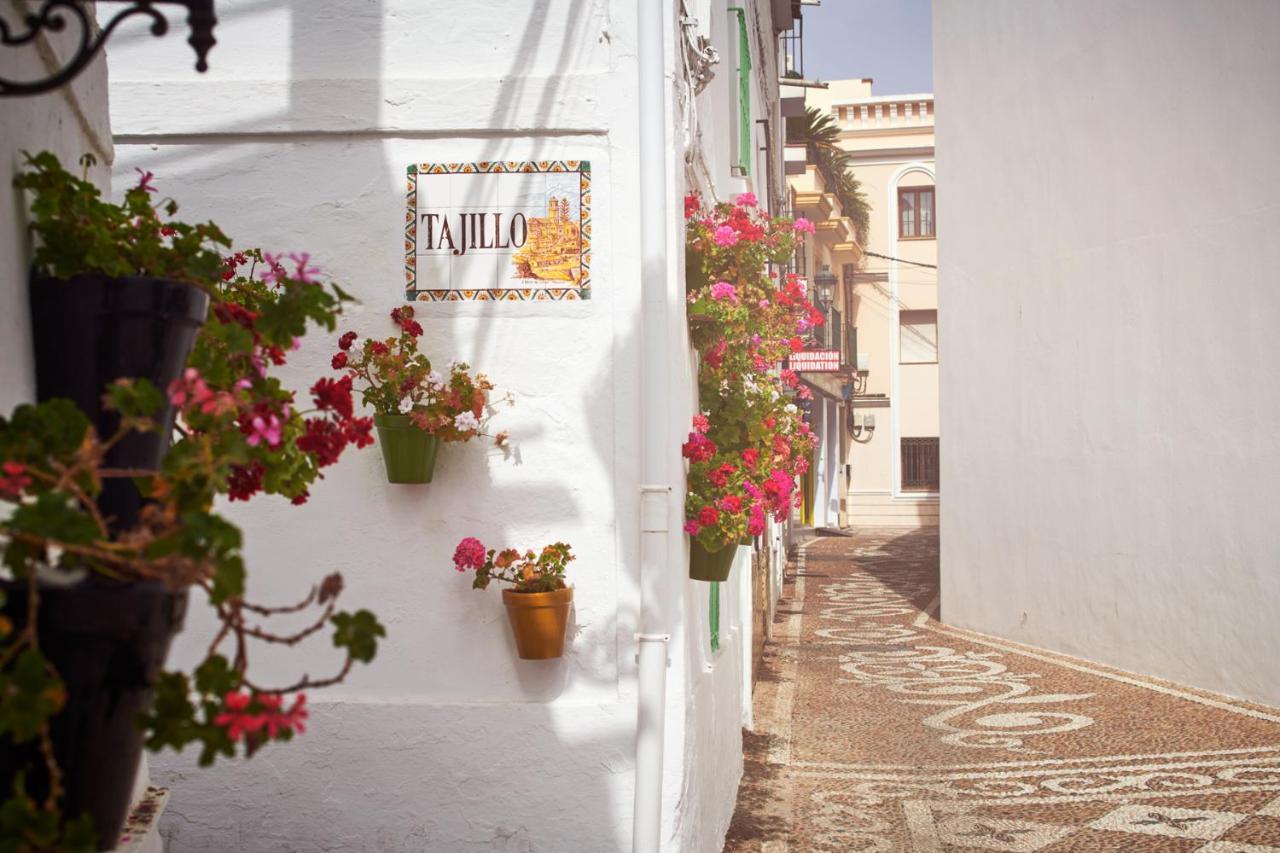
<box><xmin>373</xmin><ymin>413</ymin><xmax>440</xmax><ymax>483</ymax></box>
<box><xmin>502</xmin><ymin>587</ymin><xmax>572</xmax><ymax>660</ymax></box>
<box><xmin>689</xmin><ymin>539</ymin><xmax>737</xmax><ymax>582</ymax></box>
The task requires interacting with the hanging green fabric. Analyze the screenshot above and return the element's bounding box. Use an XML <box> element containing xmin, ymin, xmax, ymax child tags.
<box><xmin>710</xmin><ymin>581</ymin><xmax>721</xmax><ymax>652</ymax></box>
<box><xmin>730</xmin><ymin>7</ymin><xmax>752</xmax><ymax>176</ymax></box>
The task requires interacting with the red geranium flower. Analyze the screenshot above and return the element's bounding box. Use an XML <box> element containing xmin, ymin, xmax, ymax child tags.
<box><xmin>0</xmin><ymin>461</ymin><xmax>33</xmax><ymax>498</ymax></box>
<box><xmin>227</xmin><ymin>462</ymin><xmax>265</xmax><ymax>502</ymax></box>
<box><xmin>296</xmin><ymin>418</ymin><xmax>347</xmax><ymax>467</ymax></box>
<box><xmin>311</xmin><ymin>375</ymin><xmax>354</xmax><ymax>419</ymax></box>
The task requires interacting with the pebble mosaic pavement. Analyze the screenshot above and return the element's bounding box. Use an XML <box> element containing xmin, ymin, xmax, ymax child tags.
<box><xmin>724</xmin><ymin>529</ymin><xmax>1280</xmax><ymax>852</ymax></box>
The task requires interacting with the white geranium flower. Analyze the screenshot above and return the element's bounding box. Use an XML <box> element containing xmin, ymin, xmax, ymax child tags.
<box><xmin>398</xmin><ymin>397</ymin><xmax>413</xmax><ymax>414</ymax></box>
<box><xmin>426</xmin><ymin>370</ymin><xmax>445</xmax><ymax>391</ymax></box>
<box><xmin>785</xmin><ymin>403</ymin><xmax>798</xmax><ymax>415</ymax></box>
<box><xmin>453</xmin><ymin>411</ymin><xmax>480</xmax><ymax>431</ymax></box>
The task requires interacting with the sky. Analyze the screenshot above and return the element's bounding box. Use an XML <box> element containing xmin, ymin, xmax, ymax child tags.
<box><xmin>800</xmin><ymin>0</ymin><xmax>933</xmax><ymax>95</ymax></box>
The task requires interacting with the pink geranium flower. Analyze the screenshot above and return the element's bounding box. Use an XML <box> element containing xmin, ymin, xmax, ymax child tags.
<box><xmin>260</xmin><ymin>252</ymin><xmax>289</xmax><ymax>286</ymax></box>
<box><xmin>793</xmin><ymin>217</ymin><xmax>815</xmax><ymax>234</ymax></box>
<box><xmin>169</xmin><ymin>368</ymin><xmax>237</xmax><ymax>416</ymax></box>
<box><xmin>289</xmin><ymin>252</ymin><xmax>321</xmax><ymax>284</ymax></box>
<box><xmin>246</xmin><ymin>414</ymin><xmax>283</xmax><ymax>448</ymax></box>
<box><xmin>735</xmin><ymin>192</ymin><xmax>758</xmax><ymax>207</ymax></box>
<box><xmin>452</xmin><ymin>537</ymin><xmax>487</xmax><ymax>572</ymax></box>
<box><xmin>709</xmin><ymin>281</ymin><xmax>738</xmax><ymax>302</ymax></box>
<box><xmin>713</xmin><ymin>225</ymin><xmax>739</xmax><ymax>247</ymax></box>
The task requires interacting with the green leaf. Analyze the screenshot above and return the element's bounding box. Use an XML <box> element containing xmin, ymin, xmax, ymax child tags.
<box><xmin>193</xmin><ymin>655</ymin><xmax>239</xmax><ymax>697</ymax></box>
<box><xmin>0</xmin><ymin>648</ymin><xmax>65</xmax><ymax>742</ymax></box>
<box><xmin>139</xmin><ymin>670</ymin><xmax>196</xmax><ymax>753</ymax></box>
<box><xmin>104</xmin><ymin>378</ymin><xmax>165</xmax><ymax>421</ymax></box>
<box><xmin>59</xmin><ymin>814</ymin><xmax>97</xmax><ymax>852</ymax></box>
<box><xmin>331</xmin><ymin>610</ymin><xmax>386</xmax><ymax>664</ymax></box>
<box><xmin>7</xmin><ymin>493</ymin><xmax>99</xmax><ymax>547</ymax></box>
<box><xmin>0</xmin><ymin>772</ymin><xmax>63</xmax><ymax>852</ymax></box>
<box><xmin>0</xmin><ymin>398</ymin><xmax>91</xmax><ymax>464</ymax></box>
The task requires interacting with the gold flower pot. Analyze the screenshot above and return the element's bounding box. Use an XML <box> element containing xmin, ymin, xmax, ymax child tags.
<box><xmin>502</xmin><ymin>587</ymin><xmax>573</xmax><ymax>660</ymax></box>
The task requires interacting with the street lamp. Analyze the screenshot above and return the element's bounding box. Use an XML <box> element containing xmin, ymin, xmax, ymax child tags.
<box><xmin>814</xmin><ymin>264</ymin><xmax>837</xmax><ymax>311</ymax></box>
<box><xmin>814</xmin><ymin>264</ymin><xmax>837</xmax><ymax>347</ymax></box>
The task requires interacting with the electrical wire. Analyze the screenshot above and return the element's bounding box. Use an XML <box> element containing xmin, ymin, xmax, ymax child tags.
<box><xmin>862</xmin><ymin>250</ymin><xmax>937</xmax><ymax>269</ymax></box>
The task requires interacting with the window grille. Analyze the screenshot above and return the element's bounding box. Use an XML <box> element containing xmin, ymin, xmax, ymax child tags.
<box><xmin>901</xmin><ymin>437</ymin><xmax>940</xmax><ymax>491</ymax></box>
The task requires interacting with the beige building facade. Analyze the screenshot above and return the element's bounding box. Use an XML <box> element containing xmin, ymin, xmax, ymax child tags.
<box><xmin>783</xmin><ymin>143</ymin><xmax>861</xmax><ymax>530</ymax></box>
<box><xmin>809</xmin><ymin>79</ymin><xmax>939</xmax><ymax>527</ymax></box>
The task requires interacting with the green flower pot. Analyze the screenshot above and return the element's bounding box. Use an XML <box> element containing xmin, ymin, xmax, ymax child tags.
<box><xmin>687</xmin><ymin>295</ymin><xmax>716</xmax><ymax>326</ymax></box>
<box><xmin>374</xmin><ymin>413</ymin><xmax>440</xmax><ymax>484</ymax></box>
<box><xmin>689</xmin><ymin>539</ymin><xmax>737</xmax><ymax>582</ymax></box>
<box><xmin>686</xmin><ymin>247</ymin><xmax>709</xmax><ymax>293</ymax></box>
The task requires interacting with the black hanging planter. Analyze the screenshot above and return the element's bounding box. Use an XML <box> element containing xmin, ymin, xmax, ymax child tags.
<box><xmin>0</xmin><ymin>578</ymin><xmax>188</xmax><ymax>850</ymax></box>
<box><xmin>29</xmin><ymin>274</ymin><xmax>210</xmax><ymax>529</ymax></box>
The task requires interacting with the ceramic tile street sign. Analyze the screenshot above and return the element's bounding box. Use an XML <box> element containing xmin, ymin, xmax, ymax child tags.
<box><xmin>404</xmin><ymin>160</ymin><xmax>592</xmax><ymax>302</ymax></box>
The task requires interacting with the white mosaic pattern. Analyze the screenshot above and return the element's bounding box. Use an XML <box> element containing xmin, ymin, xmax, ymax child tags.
<box><xmin>1088</xmin><ymin>803</ymin><xmax>1250</xmax><ymax>840</ymax></box>
<box><xmin>729</xmin><ymin>535</ymin><xmax>1280</xmax><ymax>852</ymax></box>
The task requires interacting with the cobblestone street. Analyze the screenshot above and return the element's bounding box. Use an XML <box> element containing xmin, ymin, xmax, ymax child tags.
<box><xmin>725</xmin><ymin>530</ymin><xmax>1280</xmax><ymax>852</ymax></box>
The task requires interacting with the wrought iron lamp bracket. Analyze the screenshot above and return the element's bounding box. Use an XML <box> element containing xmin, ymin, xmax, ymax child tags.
<box><xmin>1</xmin><ymin>1</ymin><xmax>216</xmax><ymax>97</ymax></box>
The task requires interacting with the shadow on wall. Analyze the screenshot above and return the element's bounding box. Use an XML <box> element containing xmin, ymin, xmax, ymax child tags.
<box><xmin>107</xmin><ymin>0</ymin><xmax>665</xmax><ymax>850</ymax></box>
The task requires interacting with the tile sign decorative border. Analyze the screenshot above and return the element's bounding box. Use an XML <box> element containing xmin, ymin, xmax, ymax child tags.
<box><xmin>404</xmin><ymin>160</ymin><xmax>592</xmax><ymax>302</ymax></box>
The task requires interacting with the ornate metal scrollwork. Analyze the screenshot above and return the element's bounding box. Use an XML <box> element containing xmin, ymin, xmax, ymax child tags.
<box><xmin>0</xmin><ymin>1</ymin><xmax>216</xmax><ymax>97</ymax></box>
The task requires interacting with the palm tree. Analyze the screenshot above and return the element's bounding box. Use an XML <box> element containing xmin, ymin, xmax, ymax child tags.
<box><xmin>788</xmin><ymin>107</ymin><xmax>871</xmax><ymax>244</ymax></box>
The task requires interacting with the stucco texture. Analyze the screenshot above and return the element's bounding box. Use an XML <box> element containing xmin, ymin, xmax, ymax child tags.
<box><xmin>104</xmin><ymin>0</ymin><xmax>765</xmax><ymax>849</ymax></box>
<box><xmin>935</xmin><ymin>0</ymin><xmax>1280</xmax><ymax>705</ymax></box>
<box><xmin>1</xmin><ymin>15</ymin><xmax>112</xmax><ymax>412</ymax></box>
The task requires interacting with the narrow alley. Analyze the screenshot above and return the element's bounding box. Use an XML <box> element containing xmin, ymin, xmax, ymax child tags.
<box><xmin>726</xmin><ymin>531</ymin><xmax>1280</xmax><ymax>851</ymax></box>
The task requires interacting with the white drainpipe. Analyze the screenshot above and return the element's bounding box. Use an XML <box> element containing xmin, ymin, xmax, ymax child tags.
<box><xmin>633</xmin><ymin>2</ymin><xmax>675</xmax><ymax>853</ymax></box>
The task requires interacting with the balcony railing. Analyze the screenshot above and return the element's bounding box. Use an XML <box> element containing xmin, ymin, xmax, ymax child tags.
<box><xmin>780</xmin><ymin>16</ymin><xmax>804</xmax><ymax>79</ymax></box>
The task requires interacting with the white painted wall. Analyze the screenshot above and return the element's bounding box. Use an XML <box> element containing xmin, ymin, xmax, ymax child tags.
<box><xmin>935</xmin><ymin>0</ymin><xmax>1280</xmax><ymax>705</ymax></box>
<box><xmin>673</xmin><ymin>2</ymin><xmax>783</xmax><ymax>849</ymax></box>
<box><xmin>0</xmin><ymin>18</ymin><xmax>112</xmax><ymax>412</ymax></box>
<box><xmin>106</xmin><ymin>1</ymin><xmax>776</xmax><ymax>849</ymax></box>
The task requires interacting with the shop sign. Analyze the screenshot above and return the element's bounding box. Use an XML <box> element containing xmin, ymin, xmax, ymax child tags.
<box><xmin>788</xmin><ymin>349</ymin><xmax>841</xmax><ymax>372</ymax></box>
